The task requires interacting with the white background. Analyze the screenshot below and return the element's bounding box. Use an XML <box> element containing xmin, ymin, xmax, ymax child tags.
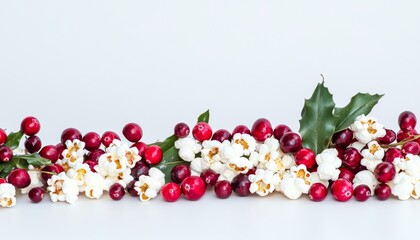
<box><xmin>1</xmin><ymin>1</ymin><xmax>420</xmax><ymax>239</ymax></box>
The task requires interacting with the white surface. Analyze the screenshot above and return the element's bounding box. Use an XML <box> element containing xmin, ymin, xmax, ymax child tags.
<box><xmin>1</xmin><ymin>1</ymin><xmax>420</xmax><ymax>239</ymax></box>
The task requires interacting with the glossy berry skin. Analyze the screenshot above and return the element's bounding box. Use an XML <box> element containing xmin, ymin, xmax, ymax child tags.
<box><xmin>181</xmin><ymin>176</ymin><xmax>206</xmax><ymax>201</ymax></box>
<box><xmin>160</xmin><ymin>182</ymin><xmax>181</xmax><ymax>202</ymax></box>
<box><xmin>21</xmin><ymin>116</ymin><xmax>41</xmax><ymax>136</ymax></box>
<box><xmin>101</xmin><ymin>131</ymin><xmax>120</xmax><ymax>148</ymax></box>
<box><xmin>332</xmin><ymin>129</ymin><xmax>354</xmax><ymax>148</ymax></box>
<box><xmin>131</xmin><ymin>161</ymin><xmax>150</xmax><ymax>180</ymax></box>
<box><xmin>123</xmin><ymin>123</ymin><xmax>143</xmax><ymax>143</ymax></box>
<box><xmin>200</xmin><ymin>169</ymin><xmax>219</xmax><ymax>186</ymax></box>
<box><xmin>0</xmin><ymin>178</ymin><xmax>7</xmax><ymax>184</ymax></box>
<box><xmin>174</xmin><ymin>123</ymin><xmax>190</xmax><ymax>138</ymax></box>
<box><xmin>378</xmin><ymin>129</ymin><xmax>396</xmax><ymax>145</ymax></box>
<box><xmin>171</xmin><ymin>164</ymin><xmax>191</xmax><ymax>184</ymax></box>
<box><xmin>126</xmin><ymin>180</ymin><xmax>139</xmax><ymax>197</ymax></box>
<box><xmin>0</xmin><ymin>146</ymin><xmax>13</xmax><ymax>162</ymax></box>
<box><xmin>353</xmin><ymin>185</ymin><xmax>371</xmax><ymax>202</ymax></box>
<box><xmin>28</xmin><ymin>187</ymin><xmax>45</xmax><ymax>203</ymax></box>
<box><xmin>0</xmin><ymin>128</ymin><xmax>7</xmax><ymax>146</ymax></box>
<box><xmin>144</xmin><ymin>145</ymin><xmax>163</xmax><ymax>165</ymax></box>
<box><xmin>273</xmin><ymin>124</ymin><xmax>292</xmax><ymax>141</ymax></box>
<box><xmin>399</xmin><ymin>111</ymin><xmax>417</xmax><ymax>132</ymax></box>
<box><xmin>192</xmin><ymin>122</ymin><xmax>213</xmax><ymax>142</ymax></box>
<box><xmin>39</xmin><ymin>145</ymin><xmax>59</xmax><ymax>163</ymax></box>
<box><xmin>231</xmin><ymin>174</ymin><xmax>251</xmax><ymax>197</ymax></box>
<box><xmin>109</xmin><ymin>183</ymin><xmax>125</xmax><ymax>200</ymax></box>
<box><xmin>211</xmin><ymin>129</ymin><xmax>232</xmax><ymax>142</ymax></box>
<box><xmin>342</xmin><ymin>147</ymin><xmax>362</xmax><ymax>170</ymax></box>
<box><xmin>402</xmin><ymin>142</ymin><xmax>420</xmax><ymax>155</ymax></box>
<box><xmin>338</xmin><ymin>168</ymin><xmax>355</xmax><ymax>182</ymax></box>
<box><xmin>61</xmin><ymin>128</ymin><xmax>82</xmax><ymax>144</ymax></box>
<box><xmin>131</xmin><ymin>142</ymin><xmax>147</xmax><ymax>157</ymax></box>
<box><xmin>375</xmin><ymin>183</ymin><xmax>391</xmax><ymax>200</ymax></box>
<box><xmin>24</xmin><ymin>136</ymin><xmax>42</xmax><ymax>153</ymax></box>
<box><xmin>56</xmin><ymin>143</ymin><xmax>66</xmax><ymax>160</ymax></box>
<box><xmin>295</xmin><ymin>148</ymin><xmax>316</xmax><ymax>169</ymax></box>
<box><xmin>83</xmin><ymin>160</ymin><xmax>97</xmax><ymax>172</ymax></box>
<box><xmin>308</xmin><ymin>183</ymin><xmax>328</xmax><ymax>202</ymax></box>
<box><xmin>82</xmin><ymin>132</ymin><xmax>101</xmax><ymax>151</ymax></box>
<box><xmin>331</xmin><ymin>178</ymin><xmax>353</xmax><ymax>202</ymax></box>
<box><xmin>279</xmin><ymin>132</ymin><xmax>302</xmax><ymax>153</ymax></box>
<box><xmin>232</xmin><ymin>125</ymin><xmax>251</xmax><ymax>135</ymax></box>
<box><xmin>251</xmin><ymin>118</ymin><xmax>273</xmax><ymax>142</ymax></box>
<box><xmin>86</xmin><ymin>149</ymin><xmax>105</xmax><ymax>162</ymax></box>
<box><xmin>374</xmin><ymin>162</ymin><xmax>396</xmax><ymax>183</ymax></box>
<box><xmin>41</xmin><ymin>164</ymin><xmax>65</xmax><ymax>182</ymax></box>
<box><xmin>8</xmin><ymin>168</ymin><xmax>31</xmax><ymax>188</ymax></box>
<box><xmin>383</xmin><ymin>148</ymin><xmax>403</xmax><ymax>163</ymax></box>
<box><xmin>397</xmin><ymin>129</ymin><xmax>417</xmax><ymax>142</ymax></box>
<box><xmin>214</xmin><ymin>180</ymin><xmax>232</xmax><ymax>199</ymax></box>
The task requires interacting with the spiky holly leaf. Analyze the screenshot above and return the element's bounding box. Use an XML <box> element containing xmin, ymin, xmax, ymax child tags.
<box><xmin>4</xmin><ymin>131</ymin><xmax>24</xmax><ymax>150</ymax></box>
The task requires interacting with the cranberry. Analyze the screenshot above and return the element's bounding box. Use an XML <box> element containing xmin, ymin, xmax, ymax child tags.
<box><xmin>0</xmin><ymin>128</ymin><xmax>7</xmax><ymax>146</ymax></box>
<box><xmin>0</xmin><ymin>146</ymin><xmax>13</xmax><ymax>162</ymax></box>
<box><xmin>374</xmin><ymin>183</ymin><xmax>391</xmax><ymax>200</ymax></box>
<box><xmin>339</xmin><ymin>168</ymin><xmax>355</xmax><ymax>182</ymax></box>
<box><xmin>160</xmin><ymin>182</ymin><xmax>181</xmax><ymax>202</ymax></box>
<box><xmin>126</xmin><ymin>180</ymin><xmax>138</xmax><ymax>197</ymax></box>
<box><xmin>200</xmin><ymin>169</ymin><xmax>219</xmax><ymax>186</ymax></box>
<box><xmin>123</xmin><ymin>123</ymin><xmax>143</xmax><ymax>143</ymax></box>
<box><xmin>8</xmin><ymin>168</ymin><xmax>31</xmax><ymax>188</ymax></box>
<box><xmin>41</xmin><ymin>164</ymin><xmax>64</xmax><ymax>182</ymax></box>
<box><xmin>0</xmin><ymin>178</ymin><xmax>7</xmax><ymax>184</ymax></box>
<box><xmin>39</xmin><ymin>145</ymin><xmax>59</xmax><ymax>163</ymax></box>
<box><xmin>295</xmin><ymin>148</ymin><xmax>316</xmax><ymax>169</ymax></box>
<box><xmin>397</xmin><ymin>129</ymin><xmax>417</xmax><ymax>142</ymax></box>
<box><xmin>109</xmin><ymin>183</ymin><xmax>125</xmax><ymax>200</ymax></box>
<box><xmin>342</xmin><ymin>147</ymin><xmax>362</xmax><ymax>170</ymax></box>
<box><xmin>83</xmin><ymin>160</ymin><xmax>97</xmax><ymax>172</ymax></box>
<box><xmin>402</xmin><ymin>141</ymin><xmax>420</xmax><ymax>155</ymax></box>
<box><xmin>399</xmin><ymin>111</ymin><xmax>417</xmax><ymax>132</ymax></box>
<box><xmin>383</xmin><ymin>148</ymin><xmax>403</xmax><ymax>163</ymax></box>
<box><xmin>144</xmin><ymin>145</ymin><xmax>163</xmax><ymax>165</ymax></box>
<box><xmin>331</xmin><ymin>178</ymin><xmax>353</xmax><ymax>202</ymax></box>
<box><xmin>82</xmin><ymin>132</ymin><xmax>101</xmax><ymax>151</ymax></box>
<box><xmin>28</xmin><ymin>187</ymin><xmax>45</xmax><ymax>203</ymax></box>
<box><xmin>131</xmin><ymin>142</ymin><xmax>147</xmax><ymax>157</ymax></box>
<box><xmin>353</xmin><ymin>165</ymin><xmax>368</xmax><ymax>174</ymax></box>
<box><xmin>192</xmin><ymin>122</ymin><xmax>213</xmax><ymax>142</ymax></box>
<box><xmin>181</xmin><ymin>176</ymin><xmax>206</xmax><ymax>201</ymax></box>
<box><xmin>378</xmin><ymin>129</ymin><xmax>396</xmax><ymax>145</ymax></box>
<box><xmin>336</xmin><ymin>147</ymin><xmax>345</xmax><ymax>160</ymax></box>
<box><xmin>61</xmin><ymin>128</ymin><xmax>82</xmax><ymax>144</ymax></box>
<box><xmin>131</xmin><ymin>161</ymin><xmax>150</xmax><ymax>180</ymax></box>
<box><xmin>101</xmin><ymin>131</ymin><xmax>120</xmax><ymax>147</ymax></box>
<box><xmin>273</xmin><ymin>124</ymin><xmax>292</xmax><ymax>141</ymax></box>
<box><xmin>86</xmin><ymin>149</ymin><xmax>105</xmax><ymax>162</ymax></box>
<box><xmin>332</xmin><ymin>129</ymin><xmax>354</xmax><ymax>148</ymax></box>
<box><xmin>231</xmin><ymin>174</ymin><xmax>251</xmax><ymax>197</ymax></box>
<box><xmin>308</xmin><ymin>183</ymin><xmax>328</xmax><ymax>202</ymax></box>
<box><xmin>211</xmin><ymin>129</ymin><xmax>232</xmax><ymax>142</ymax></box>
<box><xmin>20</xmin><ymin>116</ymin><xmax>41</xmax><ymax>136</ymax></box>
<box><xmin>170</xmin><ymin>164</ymin><xmax>191</xmax><ymax>184</ymax></box>
<box><xmin>251</xmin><ymin>118</ymin><xmax>273</xmax><ymax>142</ymax></box>
<box><xmin>232</xmin><ymin>125</ymin><xmax>251</xmax><ymax>135</ymax></box>
<box><xmin>374</xmin><ymin>162</ymin><xmax>396</xmax><ymax>183</ymax></box>
<box><xmin>56</xmin><ymin>143</ymin><xmax>66</xmax><ymax>160</ymax></box>
<box><xmin>24</xmin><ymin>135</ymin><xmax>42</xmax><ymax>153</ymax></box>
<box><xmin>353</xmin><ymin>185</ymin><xmax>371</xmax><ymax>202</ymax></box>
<box><xmin>279</xmin><ymin>132</ymin><xmax>302</xmax><ymax>153</ymax></box>
<box><xmin>174</xmin><ymin>123</ymin><xmax>190</xmax><ymax>138</ymax></box>
<box><xmin>246</xmin><ymin>168</ymin><xmax>257</xmax><ymax>176</ymax></box>
<box><xmin>214</xmin><ymin>180</ymin><xmax>232</xmax><ymax>199</ymax></box>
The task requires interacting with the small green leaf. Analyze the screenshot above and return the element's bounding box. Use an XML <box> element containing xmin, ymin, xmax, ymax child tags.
<box><xmin>12</xmin><ymin>157</ymin><xmax>29</xmax><ymax>169</ymax></box>
<box><xmin>4</xmin><ymin>131</ymin><xmax>24</xmax><ymax>150</ymax></box>
<box><xmin>197</xmin><ymin>110</ymin><xmax>210</xmax><ymax>123</ymax></box>
<box><xmin>13</xmin><ymin>153</ymin><xmax>52</xmax><ymax>167</ymax></box>
<box><xmin>0</xmin><ymin>162</ymin><xmax>15</xmax><ymax>178</ymax></box>
<box><xmin>155</xmin><ymin>135</ymin><xmax>177</xmax><ymax>152</ymax></box>
<box><xmin>153</xmin><ymin>146</ymin><xmax>188</xmax><ymax>183</ymax></box>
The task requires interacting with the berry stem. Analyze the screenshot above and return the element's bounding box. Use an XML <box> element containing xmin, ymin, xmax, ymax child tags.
<box><xmin>381</xmin><ymin>134</ymin><xmax>420</xmax><ymax>148</ymax></box>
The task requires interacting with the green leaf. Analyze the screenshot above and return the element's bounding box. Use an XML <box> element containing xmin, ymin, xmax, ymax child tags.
<box><xmin>0</xmin><ymin>162</ymin><xmax>15</xmax><ymax>178</ymax></box>
<box><xmin>155</xmin><ymin>135</ymin><xmax>177</xmax><ymax>152</ymax></box>
<box><xmin>14</xmin><ymin>153</ymin><xmax>52</xmax><ymax>167</ymax></box>
<box><xmin>153</xmin><ymin>146</ymin><xmax>188</xmax><ymax>183</ymax></box>
<box><xmin>299</xmin><ymin>82</ymin><xmax>337</xmax><ymax>154</ymax></box>
<box><xmin>197</xmin><ymin>110</ymin><xmax>210</xmax><ymax>123</ymax></box>
<box><xmin>334</xmin><ymin>93</ymin><xmax>384</xmax><ymax>132</ymax></box>
<box><xmin>4</xmin><ymin>131</ymin><xmax>24</xmax><ymax>150</ymax></box>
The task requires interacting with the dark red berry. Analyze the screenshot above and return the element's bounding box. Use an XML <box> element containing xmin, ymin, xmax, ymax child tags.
<box><xmin>181</xmin><ymin>176</ymin><xmax>206</xmax><ymax>201</ymax></box>
<box><xmin>0</xmin><ymin>128</ymin><xmax>7</xmax><ymax>146</ymax></box>
<box><xmin>101</xmin><ymin>131</ymin><xmax>120</xmax><ymax>147</ymax></box>
<box><xmin>131</xmin><ymin>161</ymin><xmax>150</xmax><ymax>180</ymax></box>
<box><xmin>82</xmin><ymin>132</ymin><xmax>101</xmax><ymax>151</ymax></box>
<box><xmin>332</xmin><ymin>129</ymin><xmax>354</xmax><ymax>148</ymax></box>
<box><xmin>86</xmin><ymin>149</ymin><xmax>105</xmax><ymax>162</ymax></box>
<box><xmin>144</xmin><ymin>145</ymin><xmax>163</xmax><ymax>165</ymax></box>
<box><xmin>0</xmin><ymin>146</ymin><xmax>13</xmax><ymax>162</ymax></box>
<box><xmin>331</xmin><ymin>178</ymin><xmax>353</xmax><ymax>202</ymax></box>
<box><xmin>251</xmin><ymin>118</ymin><xmax>273</xmax><ymax>142</ymax></box>
<box><xmin>402</xmin><ymin>141</ymin><xmax>420</xmax><ymax>155</ymax></box>
<box><xmin>0</xmin><ymin>178</ymin><xmax>7</xmax><ymax>184</ymax></box>
<box><xmin>378</xmin><ymin>129</ymin><xmax>396</xmax><ymax>145</ymax></box>
<box><xmin>399</xmin><ymin>111</ymin><xmax>417</xmax><ymax>132</ymax></box>
<box><xmin>279</xmin><ymin>132</ymin><xmax>302</xmax><ymax>153</ymax></box>
<box><xmin>39</xmin><ymin>145</ymin><xmax>59</xmax><ymax>163</ymax></box>
<box><xmin>131</xmin><ymin>142</ymin><xmax>147</xmax><ymax>157</ymax></box>
<box><xmin>8</xmin><ymin>168</ymin><xmax>31</xmax><ymax>188</ymax></box>
<box><xmin>200</xmin><ymin>169</ymin><xmax>219</xmax><ymax>186</ymax></box>
<box><xmin>211</xmin><ymin>129</ymin><xmax>232</xmax><ymax>142</ymax></box>
<box><xmin>383</xmin><ymin>148</ymin><xmax>403</xmax><ymax>163</ymax></box>
<box><xmin>214</xmin><ymin>180</ymin><xmax>232</xmax><ymax>199</ymax></box>
<box><xmin>308</xmin><ymin>183</ymin><xmax>328</xmax><ymax>202</ymax></box>
<box><xmin>374</xmin><ymin>183</ymin><xmax>391</xmax><ymax>200</ymax></box>
<box><xmin>61</xmin><ymin>128</ymin><xmax>82</xmax><ymax>144</ymax></box>
<box><xmin>342</xmin><ymin>147</ymin><xmax>362</xmax><ymax>170</ymax></box>
<box><xmin>160</xmin><ymin>182</ymin><xmax>181</xmax><ymax>202</ymax></box>
<box><xmin>21</xmin><ymin>116</ymin><xmax>41</xmax><ymax>136</ymax></box>
<box><xmin>56</xmin><ymin>143</ymin><xmax>66</xmax><ymax>160</ymax></box>
<box><xmin>28</xmin><ymin>187</ymin><xmax>45</xmax><ymax>203</ymax></box>
<box><xmin>353</xmin><ymin>185</ymin><xmax>371</xmax><ymax>202</ymax></box>
<box><xmin>109</xmin><ymin>183</ymin><xmax>125</xmax><ymax>200</ymax></box>
<box><xmin>123</xmin><ymin>123</ymin><xmax>143</xmax><ymax>143</ymax></box>
<box><xmin>24</xmin><ymin>136</ymin><xmax>42</xmax><ymax>153</ymax></box>
<box><xmin>171</xmin><ymin>164</ymin><xmax>191</xmax><ymax>184</ymax></box>
<box><xmin>374</xmin><ymin>162</ymin><xmax>396</xmax><ymax>183</ymax></box>
<box><xmin>339</xmin><ymin>168</ymin><xmax>355</xmax><ymax>182</ymax></box>
<box><xmin>273</xmin><ymin>124</ymin><xmax>292</xmax><ymax>141</ymax></box>
<box><xmin>232</xmin><ymin>125</ymin><xmax>251</xmax><ymax>135</ymax></box>
<box><xmin>295</xmin><ymin>148</ymin><xmax>316</xmax><ymax>169</ymax></box>
<box><xmin>397</xmin><ymin>129</ymin><xmax>417</xmax><ymax>142</ymax></box>
<box><xmin>174</xmin><ymin>123</ymin><xmax>190</xmax><ymax>138</ymax></box>
<box><xmin>192</xmin><ymin>122</ymin><xmax>213</xmax><ymax>142</ymax></box>
<box><xmin>126</xmin><ymin>180</ymin><xmax>139</xmax><ymax>197</ymax></box>
<box><xmin>231</xmin><ymin>174</ymin><xmax>251</xmax><ymax>197</ymax></box>
<box><xmin>41</xmin><ymin>164</ymin><xmax>64</xmax><ymax>182</ymax></box>
<box><xmin>83</xmin><ymin>160</ymin><xmax>97</xmax><ymax>172</ymax></box>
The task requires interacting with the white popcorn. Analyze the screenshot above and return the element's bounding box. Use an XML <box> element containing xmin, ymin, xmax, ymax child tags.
<box><xmin>353</xmin><ymin>170</ymin><xmax>378</xmax><ymax>192</ymax></box>
<box><xmin>201</xmin><ymin>140</ymin><xmax>222</xmax><ymax>164</ymax></box>
<box><xmin>134</xmin><ymin>168</ymin><xmax>165</xmax><ymax>202</ymax></box>
<box><xmin>190</xmin><ymin>157</ymin><xmax>207</xmax><ymax>175</ymax></box>
<box><xmin>61</xmin><ymin>139</ymin><xmax>86</xmax><ymax>168</ymax></box>
<box><xmin>249</xmin><ymin>169</ymin><xmax>279</xmax><ymax>196</ymax></box>
<box><xmin>251</xmin><ymin>140</ymin><xmax>281</xmax><ymax>171</ymax></box>
<box><xmin>279</xmin><ymin>165</ymin><xmax>312</xmax><ymax>199</ymax></box>
<box><xmin>227</xmin><ymin>157</ymin><xmax>253</xmax><ymax>175</ymax></box>
<box><xmin>84</xmin><ymin>172</ymin><xmax>105</xmax><ymax>199</ymax></box>
<box><xmin>0</xmin><ymin>183</ymin><xmax>16</xmax><ymax>208</ymax></box>
<box><xmin>392</xmin><ymin>172</ymin><xmax>414</xmax><ymax>200</ymax></box>
<box><xmin>20</xmin><ymin>170</ymin><xmax>43</xmax><ymax>194</ymax></box>
<box><xmin>350</xmin><ymin>115</ymin><xmax>386</xmax><ymax>144</ymax></box>
<box><xmin>175</xmin><ymin>137</ymin><xmax>202</xmax><ymax>162</ymax></box>
<box><xmin>309</xmin><ymin>172</ymin><xmax>329</xmax><ymax>188</ymax></box>
<box><xmin>67</xmin><ymin>163</ymin><xmax>91</xmax><ymax>191</ymax></box>
<box><xmin>315</xmin><ymin>148</ymin><xmax>341</xmax><ymax>181</ymax></box>
<box><xmin>47</xmin><ymin>172</ymin><xmax>79</xmax><ymax>204</ymax></box>
<box><xmin>232</xmin><ymin>133</ymin><xmax>257</xmax><ymax>156</ymax></box>
<box><xmin>360</xmin><ymin>141</ymin><xmax>385</xmax><ymax>172</ymax></box>
<box><xmin>219</xmin><ymin>140</ymin><xmax>244</xmax><ymax>161</ymax></box>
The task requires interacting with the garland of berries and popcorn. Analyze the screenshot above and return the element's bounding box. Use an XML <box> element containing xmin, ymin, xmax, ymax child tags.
<box><xmin>0</xmin><ymin>81</ymin><xmax>420</xmax><ymax>207</ymax></box>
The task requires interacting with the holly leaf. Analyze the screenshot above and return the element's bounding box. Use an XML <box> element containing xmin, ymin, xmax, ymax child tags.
<box><xmin>197</xmin><ymin>110</ymin><xmax>210</xmax><ymax>123</ymax></box>
<box><xmin>13</xmin><ymin>153</ymin><xmax>52</xmax><ymax>167</ymax></box>
<box><xmin>153</xmin><ymin>146</ymin><xmax>188</xmax><ymax>183</ymax></box>
<box><xmin>299</xmin><ymin>82</ymin><xmax>337</xmax><ymax>154</ymax></box>
<box><xmin>334</xmin><ymin>93</ymin><xmax>384</xmax><ymax>132</ymax></box>
<box><xmin>156</xmin><ymin>135</ymin><xmax>177</xmax><ymax>152</ymax></box>
<box><xmin>4</xmin><ymin>131</ymin><xmax>24</xmax><ymax>150</ymax></box>
<box><xmin>0</xmin><ymin>162</ymin><xmax>15</xmax><ymax>178</ymax></box>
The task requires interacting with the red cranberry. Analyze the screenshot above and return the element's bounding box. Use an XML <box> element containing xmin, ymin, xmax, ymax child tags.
<box><xmin>211</xmin><ymin>129</ymin><xmax>232</xmax><ymax>142</ymax></box>
<box><xmin>20</xmin><ymin>116</ymin><xmax>41</xmax><ymax>136</ymax></box>
<box><xmin>378</xmin><ymin>129</ymin><xmax>396</xmax><ymax>145</ymax></box>
<box><xmin>61</xmin><ymin>128</ymin><xmax>82</xmax><ymax>144</ymax></box>
<box><xmin>200</xmin><ymin>169</ymin><xmax>219</xmax><ymax>186</ymax></box>
<box><xmin>339</xmin><ymin>168</ymin><xmax>355</xmax><ymax>182</ymax></box>
<box><xmin>0</xmin><ymin>146</ymin><xmax>13</xmax><ymax>162</ymax></box>
<box><xmin>0</xmin><ymin>128</ymin><xmax>7</xmax><ymax>146</ymax></box>
<box><xmin>397</xmin><ymin>129</ymin><xmax>417</xmax><ymax>142</ymax></box>
<box><xmin>109</xmin><ymin>183</ymin><xmax>125</xmax><ymax>200</ymax></box>
<box><xmin>181</xmin><ymin>176</ymin><xmax>206</xmax><ymax>201</ymax></box>
<box><xmin>402</xmin><ymin>141</ymin><xmax>420</xmax><ymax>155</ymax></box>
<box><xmin>251</xmin><ymin>118</ymin><xmax>273</xmax><ymax>142</ymax></box>
<box><xmin>56</xmin><ymin>143</ymin><xmax>66</xmax><ymax>160</ymax></box>
<box><xmin>383</xmin><ymin>148</ymin><xmax>403</xmax><ymax>163</ymax></box>
<box><xmin>374</xmin><ymin>183</ymin><xmax>391</xmax><ymax>200</ymax></box>
<box><xmin>82</xmin><ymin>132</ymin><xmax>101</xmax><ymax>151</ymax></box>
<box><xmin>399</xmin><ymin>111</ymin><xmax>417</xmax><ymax>132</ymax></box>
<box><xmin>246</xmin><ymin>168</ymin><xmax>257</xmax><ymax>176</ymax></box>
<box><xmin>295</xmin><ymin>148</ymin><xmax>316</xmax><ymax>169</ymax></box>
<box><xmin>86</xmin><ymin>149</ymin><xmax>105</xmax><ymax>162</ymax></box>
<box><xmin>332</xmin><ymin>129</ymin><xmax>354</xmax><ymax>148</ymax></box>
<box><xmin>41</xmin><ymin>164</ymin><xmax>64</xmax><ymax>182</ymax></box>
<box><xmin>83</xmin><ymin>160</ymin><xmax>98</xmax><ymax>172</ymax></box>
<box><xmin>101</xmin><ymin>131</ymin><xmax>120</xmax><ymax>147</ymax></box>
<box><xmin>374</xmin><ymin>162</ymin><xmax>396</xmax><ymax>183</ymax></box>
<box><xmin>308</xmin><ymin>183</ymin><xmax>328</xmax><ymax>202</ymax></box>
<box><xmin>131</xmin><ymin>142</ymin><xmax>147</xmax><ymax>157</ymax></box>
<box><xmin>273</xmin><ymin>124</ymin><xmax>292</xmax><ymax>141</ymax></box>
<box><xmin>39</xmin><ymin>145</ymin><xmax>59</xmax><ymax>163</ymax></box>
<box><xmin>160</xmin><ymin>182</ymin><xmax>181</xmax><ymax>202</ymax></box>
<box><xmin>144</xmin><ymin>145</ymin><xmax>163</xmax><ymax>165</ymax></box>
<box><xmin>8</xmin><ymin>168</ymin><xmax>31</xmax><ymax>188</ymax></box>
<box><xmin>24</xmin><ymin>135</ymin><xmax>42</xmax><ymax>153</ymax></box>
<box><xmin>126</xmin><ymin>180</ymin><xmax>138</xmax><ymax>197</ymax></box>
<box><xmin>342</xmin><ymin>147</ymin><xmax>362</xmax><ymax>170</ymax></box>
<box><xmin>232</xmin><ymin>125</ymin><xmax>251</xmax><ymax>135</ymax></box>
<box><xmin>174</xmin><ymin>123</ymin><xmax>190</xmax><ymax>138</ymax></box>
<box><xmin>353</xmin><ymin>165</ymin><xmax>368</xmax><ymax>174</ymax></box>
<box><xmin>0</xmin><ymin>178</ymin><xmax>7</xmax><ymax>184</ymax></box>
<box><xmin>279</xmin><ymin>132</ymin><xmax>302</xmax><ymax>153</ymax></box>
<box><xmin>231</xmin><ymin>174</ymin><xmax>251</xmax><ymax>197</ymax></box>
<box><xmin>123</xmin><ymin>123</ymin><xmax>143</xmax><ymax>143</ymax></box>
<box><xmin>171</xmin><ymin>164</ymin><xmax>191</xmax><ymax>184</ymax></box>
<box><xmin>28</xmin><ymin>187</ymin><xmax>45</xmax><ymax>203</ymax></box>
<box><xmin>331</xmin><ymin>178</ymin><xmax>353</xmax><ymax>202</ymax></box>
<box><xmin>214</xmin><ymin>180</ymin><xmax>232</xmax><ymax>199</ymax></box>
<box><xmin>131</xmin><ymin>161</ymin><xmax>150</xmax><ymax>180</ymax></box>
<box><xmin>192</xmin><ymin>122</ymin><xmax>213</xmax><ymax>142</ymax></box>
<box><xmin>353</xmin><ymin>185</ymin><xmax>371</xmax><ymax>202</ymax></box>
